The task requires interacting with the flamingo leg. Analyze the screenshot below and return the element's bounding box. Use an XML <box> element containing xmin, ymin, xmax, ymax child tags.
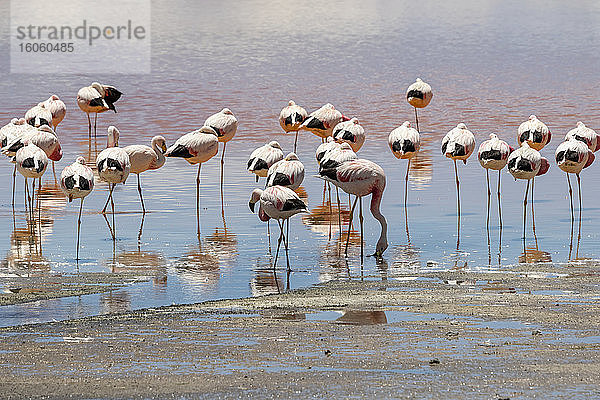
<box><xmin>87</xmin><ymin>113</ymin><xmax>91</xmax><ymax>138</ymax></box>
<box><xmin>220</xmin><ymin>142</ymin><xmax>226</xmax><ymax>192</ymax></box>
<box><xmin>12</xmin><ymin>164</ymin><xmax>16</xmax><ymax>207</ymax></box>
<box><xmin>497</xmin><ymin>170</ymin><xmax>503</xmax><ymax>228</ymax></box>
<box><xmin>267</xmin><ymin>220</ymin><xmax>272</xmax><ymax>254</ymax></box>
<box><xmin>359</xmin><ymin>196</ymin><xmax>364</xmax><ymax>264</ymax></box>
<box><xmin>336</xmin><ymin>187</ymin><xmax>342</xmax><ymax>242</ymax></box>
<box><xmin>486</xmin><ymin>169</ymin><xmax>491</xmax><ymax>228</ymax></box>
<box><xmin>453</xmin><ymin>159</ymin><xmax>461</xmax><ymax>217</ymax></box>
<box><xmin>414</xmin><ymin>107</ymin><xmax>420</xmax><ymax>132</ymax></box>
<box><xmin>52</xmin><ymin>161</ymin><xmax>56</xmax><ymax>183</ymax></box>
<box><xmin>567</xmin><ymin>173</ymin><xmax>574</xmax><ymax>222</ymax></box>
<box><xmin>576</xmin><ymin>173</ymin><xmax>582</xmax><ymax>259</ymax></box>
<box><xmin>32</xmin><ymin>179</ymin><xmax>36</xmax><ymax>221</ymax></box>
<box><xmin>138</xmin><ymin>213</ymin><xmax>145</xmax><ymax>251</ymax></box>
<box><xmin>110</xmin><ymin>185</ymin><xmax>116</xmax><ymax>240</ymax></box>
<box><xmin>283</xmin><ymin>219</ymin><xmax>291</xmax><ymax>271</ymax></box>
<box><xmin>404</xmin><ymin>159</ymin><xmax>411</xmax><ymax>207</ymax></box>
<box><xmin>294</xmin><ymin>131</ymin><xmax>299</xmax><ymax>153</ymax></box>
<box><xmin>327</xmin><ymin>182</ymin><xmax>332</xmax><ymax>240</ymax></box>
<box><xmin>24</xmin><ymin>178</ymin><xmax>29</xmax><ymax>219</ymax></box>
<box><xmin>38</xmin><ymin>177</ymin><xmax>42</xmax><ymax>236</ymax></box>
<box><xmin>345</xmin><ymin>196</ymin><xmax>359</xmax><ymax>257</ymax></box>
<box><xmin>76</xmin><ymin>198</ymin><xmax>84</xmax><ymax>260</ymax></box>
<box><xmin>137</xmin><ymin>174</ymin><xmax>146</xmax><ymax>214</ymax></box>
<box><xmin>101</xmin><ymin>184</ymin><xmax>112</xmax><ymax>214</ymax></box>
<box><xmin>196</xmin><ymin>163</ymin><xmax>201</xmax><ymax>237</ymax></box>
<box><xmin>274</xmin><ymin>220</ymin><xmax>284</xmax><ymax>269</ymax></box>
<box><xmin>531</xmin><ymin>177</ymin><xmax>536</xmax><ymax>232</ymax></box>
<box><xmin>523</xmin><ymin>179</ymin><xmax>530</xmax><ymax>243</ymax></box>
<box><xmin>93</xmin><ymin>112</ymin><xmax>98</xmax><ymax>138</ymax></box>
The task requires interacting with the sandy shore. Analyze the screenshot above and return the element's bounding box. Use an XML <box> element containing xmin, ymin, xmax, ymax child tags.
<box><xmin>1</xmin><ymin>262</ymin><xmax>600</xmax><ymax>399</ymax></box>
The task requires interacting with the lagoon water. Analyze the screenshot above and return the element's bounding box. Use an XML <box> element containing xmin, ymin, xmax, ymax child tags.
<box><xmin>0</xmin><ymin>0</ymin><xmax>600</xmax><ymax>326</ymax></box>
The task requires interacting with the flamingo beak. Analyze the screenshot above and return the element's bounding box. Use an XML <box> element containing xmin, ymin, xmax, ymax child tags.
<box><xmin>249</xmin><ymin>201</ymin><xmax>256</xmax><ymax>213</ymax></box>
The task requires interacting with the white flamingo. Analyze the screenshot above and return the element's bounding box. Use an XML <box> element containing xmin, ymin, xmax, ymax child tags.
<box><xmin>1</xmin><ymin>118</ymin><xmax>36</xmax><ymax>204</ymax></box>
<box><xmin>441</xmin><ymin>123</ymin><xmax>476</xmax><ymax>217</ymax></box>
<box><xmin>315</xmin><ymin>137</ymin><xmax>340</xmax><ymax>164</ymax></box>
<box><xmin>247</xmin><ymin>141</ymin><xmax>284</xmax><ymax>182</ymax></box>
<box><xmin>165</xmin><ymin>126</ymin><xmax>219</xmax><ymax>236</ymax></box>
<box><xmin>96</xmin><ymin>126</ymin><xmax>130</xmax><ymax>239</ymax></box>
<box><xmin>565</xmin><ymin>121</ymin><xmax>600</xmax><ymax>152</ymax></box>
<box><xmin>508</xmin><ymin>142</ymin><xmax>550</xmax><ymax>241</ymax></box>
<box><xmin>15</xmin><ymin>142</ymin><xmax>48</xmax><ymax>218</ymax></box>
<box><xmin>266</xmin><ymin>153</ymin><xmax>305</xmax><ymax>190</ymax></box>
<box><xmin>279</xmin><ymin>100</ymin><xmax>308</xmax><ymax>152</ymax></box>
<box><xmin>555</xmin><ymin>137</ymin><xmax>595</xmax><ymax>224</ymax></box>
<box><xmin>124</xmin><ymin>136</ymin><xmax>167</xmax><ymax>213</ymax></box>
<box><xmin>478</xmin><ymin>133</ymin><xmax>513</xmax><ymax>227</ymax></box>
<box><xmin>333</xmin><ymin>117</ymin><xmax>365</xmax><ymax>152</ymax></box>
<box><xmin>300</xmin><ymin>103</ymin><xmax>349</xmax><ymax>140</ymax></box>
<box><xmin>4</xmin><ymin>125</ymin><xmax>62</xmax><ymax>178</ymax></box>
<box><xmin>39</xmin><ymin>95</ymin><xmax>66</xmax><ymax>132</ymax></box>
<box><xmin>318</xmin><ymin>158</ymin><xmax>388</xmax><ymax>262</ymax></box>
<box><xmin>204</xmin><ymin>108</ymin><xmax>238</xmax><ymax>189</ymax></box>
<box><xmin>517</xmin><ymin>115</ymin><xmax>551</xmax><ymax>150</ymax></box>
<box><xmin>388</xmin><ymin>121</ymin><xmax>420</xmax><ymax>206</ymax></box>
<box><xmin>77</xmin><ymin>82</ymin><xmax>122</xmax><ymax>137</ymax></box>
<box><xmin>24</xmin><ymin>105</ymin><xmax>52</xmax><ymax>128</ymax></box>
<box><xmin>249</xmin><ymin>186</ymin><xmax>308</xmax><ymax>269</ymax></box>
<box><xmin>406</xmin><ymin>78</ymin><xmax>433</xmax><ymax>131</ymax></box>
<box><xmin>60</xmin><ymin>157</ymin><xmax>94</xmax><ymax>260</ymax></box>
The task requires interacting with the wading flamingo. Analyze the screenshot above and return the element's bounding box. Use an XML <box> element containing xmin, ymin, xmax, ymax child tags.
<box><xmin>300</xmin><ymin>103</ymin><xmax>349</xmax><ymax>141</ymax></box>
<box><xmin>247</xmin><ymin>141</ymin><xmax>284</xmax><ymax>183</ymax></box>
<box><xmin>204</xmin><ymin>108</ymin><xmax>238</xmax><ymax>190</ymax></box>
<box><xmin>77</xmin><ymin>82</ymin><xmax>122</xmax><ymax>137</ymax></box>
<box><xmin>478</xmin><ymin>133</ymin><xmax>513</xmax><ymax>227</ymax></box>
<box><xmin>39</xmin><ymin>95</ymin><xmax>66</xmax><ymax>132</ymax></box>
<box><xmin>124</xmin><ymin>136</ymin><xmax>167</xmax><ymax>213</ymax></box>
<box><xmin>406</xmin><ymin>78</ymin><xmax>433</xmax><ymax>132</ymax></box>
<box><xmin>441</xmin><ymin>123</ymin><xmax>476</xmax><ymax>217</ymax></box>
<box><xmin>24</xmin><ymin>105</ymin><xmax>52</xmax><ymax>128</ymax></box>
<box><xmin>279</xmin><ymin>100</ymin><xmax>308</xmax><ymax>153</ymax></box>
<box><xmin>388</xmin><ymin>121</ymin><xmax>420</xmax><ymax>206</ymax></box>
<box><xmin>333</xmin><ymin>117</ymin><xmax>365</xmax><ymax>152</ymax></box>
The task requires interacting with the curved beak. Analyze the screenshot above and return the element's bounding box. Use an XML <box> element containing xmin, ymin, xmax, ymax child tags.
<box><xmin>249</xmin><ymin>201</ymin><xmax>255</xmax><ymax>213</ymax></box>
<box><xmin>161</xmin><ymin>143</ymin><xmax>167</xmax><ymax>153</ymax></box>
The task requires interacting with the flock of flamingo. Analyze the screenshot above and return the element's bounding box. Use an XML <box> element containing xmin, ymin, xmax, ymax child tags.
<box><xmin>0</xmin><ymin>78</ymin><xmax>597</xmax><ymax>268</ymax></box>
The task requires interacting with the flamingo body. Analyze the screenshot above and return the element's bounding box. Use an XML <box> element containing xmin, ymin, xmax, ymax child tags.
<box><xmin>61</xmin><ymin>157</ymin><xmax>94</xmax><ymax>202</ymax></box>
<box><xmin>4</xmin><ymin>125</ymin><xmax>62</xmax><ymax>162</ymax></box>
<box><xmin>478</xmin><ymin>134</ymin><xmax>512</xmax><ymax>170</ymax></box>
<box><xmin>247</xmin><ymin>141</ymin><xmax>284</xmax><ymax>178</ymax></box>
<box><xmin>406</xmin><ymin>78</ymin><xmax>433</xmax><ymax>108</ymax></box>
<box><xmin>279</xmin><ymin>100</ymin><xmax>308</xmax><ymax>133</ymax></box>
<box><xmin>0</xmin><ymin>118</ymin><xmax>34</xmax><ymax>150</ymax></box>
<box><xmin>508</xmin><ymin>142</ymin><xmax>549</xmax><ymax>180</ymax></box>
<box><xmin>565</xmin><ymin>121</ymin><xmax>600</xmax><ymax>152</ymax></box>
<box><xmin>442</xmin><ymin>123</ymin><xmax>476</xmax><ymax>163</ymax></box>
<box><xmin>319</xmin><ymin>142</ymin><xmax>357</xmax><ymax>171</ymax></box>
<box><xmin>204</xmin><ymin>108</ymin><xmax>238</xmax><ymax>143</ymax></box>
<box><xmin>388</xmin><ymin>121</ymin><xmax>419</xmax><ymax>160</ymax></box>
<box><xmin>266</xmin><ymin>153</ymin><xmax>305</xmax><ymax>190</ymax></box>
<box><xmin>517</xmin><ymin>115</ymin><xmax>551</xmax><ymax>151</ymax></box>
<box><xmin>16</xmin><ymin>143</ymin><xmax>48</xmax><ymax>179</ymax></box>
<box><xmin>555</xmin><ymin>138</ymin><xmax>593</xmax><ymax>174</ymax></box>
<box><xmin>249</xmin><ymin>186</ymin><xmax>307</xmax><ymax>221</ymax></box>
<box><xmin>164</xmin><ymin>127</ymin><xmax>219</xmax><ymax>165</ymax></box>
<box><xmin>315</xmin><ymin>137</ymin><xmax>340</xmax><ymax>164</ymax></box>
<box><xmin>300</xmin><ymin>103</ymin><xmax>347</xmax><ymax>139</ymax></box>
<box><xmin>77</xmin><ymin>82</ymin><xmax>121</xmax><ymax>114</ymax></box>
<box><xmin>96</xmin><ymin>126</ymin><xmax>130</xmax><ymax>184</ymax></box>
<box><xmin>39</xmin><ymin>95</ymin><xmax>66</xmax><ymax>130</ymax></box>
<box><xmin>333</xmin><ymin>118</ymin><xmax>365</xmax><ymax>152</ymax></box>
<box><xmin>124</xmin><ymin>136</ymin><xmax>167</xmax><ymax>174</ymax></box>
<box><xmin>24</xmin><ymin>105</ymin><xmax>52</xmax><ymax>128</ymax></box>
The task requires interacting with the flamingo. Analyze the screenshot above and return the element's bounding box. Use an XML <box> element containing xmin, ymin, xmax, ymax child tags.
<box><xmin>441</xmin><ymin>123</ymin><xmax>476</xmax><ymax>217</ymax></box>
<box><xmin>279</xmin><ymin>100</ymin><xmax>308</xmax><ymax>152</ymax></box>
<box><xmin>315</xmin><ymin>137</ymin><xmax>340</xmax><ymax>164</ymax></box>
<box><xmin>555</xmin><ymin>137</ymin><xmax>595</xmax><ymax>224</ymax></box>
<box><xmin>24</xmin><ymin>105</ymin><xmax>52</xmax><ymax>128</ymax></box>
<box><xmin>77</xmin><ymin>82</ymin><xmax>122</xmax><ymax>137</ymax></box>
<box><xmin>247</xmin><ymin>141</ymin><xmax>284</xmax><ymax>182</ymax></box>
<box><xmin>388</xmin><ymin>120</ymin><xmax>420</xmax><ymax>206</ymax></box>
<box><xmin>507</xmin><ymin>142</ymin><xmax>550</xmax><ymax>241</ymax></box>
<box><xmin>478</xmin><ymin>133</ymin><xmax>513</xmax><ymax>227</ymax></box>
<box><xmin>406</xmin><ymin>78</ymin><xmax>433</xmax><ymax>131</ymax></box>
<box><xmin>1</xmin><ymin>118</ymin><xmax>36</xmax><ymax>205</ymax></box>
<box><xmin>164</xmin><ymin>126</ymin><xmax>219</xmax><ymax>236</ymax></box>
<box><xmin>124</xmin><ymin>136</ymin><xmax>168</xmax><ymax>213</ymax></box>
<box><xmin>249</xmin><ymin>186</ymin><xmax>308</xmax><ymax>270</ymax></box>
<box><xmin>96</xmin><ymin>126</ymin><xmax>130</xmax><ymax>238</ymax></box>
<box><xmin>38</xmin><ymin>95</ymin><xmax>66</xmax><ymax>132</ymax></box>
<box><xmin>332</xmin><ymin>117</ymin><xmax>365</xmax><ymax>152</ymax></box>
<box><xmin>60</xmin><ymin>157</ymin><xmax>94</xmax><ymax>260</ymax></box>
<box><xmin>299</xmin><ymin>103</ymin><xmax>349</xmax><ymax>141</ymax></box>
<box><xmin>4</xmin><ymin>125</ymin><xmax>62</xmax><ymax>178</ymax></box>
<box><xmin>266</xmin><ymin>153</ymin><xmax>305</xmax><ymax>190</ymax></box>
<box><xmin>565</xmin><ymin>121</ymin><xmax>600</xmax><ymax>152</ymax></box>
<box><xmin>15</xmin><ymin>142</ymin><xmax>48</xmax><ymax>219</ymax></box>
<box><xmin>318</xmin><ymin>158</ymin><xmax>388</xmax><ymax>262</ymax></box>
<box><xmin>203</xmin><ymin>108</ymin><xmax>238</xmax><ymax>190</ymax></box>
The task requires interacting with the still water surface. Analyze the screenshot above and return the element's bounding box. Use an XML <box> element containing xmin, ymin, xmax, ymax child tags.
<box><xmin>0</xmin><ymin>1</ymin><xmax>600</xmax><ymax>326</ymax></box>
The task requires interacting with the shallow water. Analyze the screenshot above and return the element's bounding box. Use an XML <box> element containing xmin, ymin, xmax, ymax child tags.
<box><xmin>1</xmin><ymin>0</ymin><xmax>600</xmax><ymax>326</ymax></box>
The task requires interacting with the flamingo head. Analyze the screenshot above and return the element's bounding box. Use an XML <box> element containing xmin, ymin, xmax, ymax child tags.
<box><xmin>269</xmin><ymin>141</ymin><xmax>282</xmax><ymax>150</ymax></box>
<box><xmin>76</xmin><ymin>156</ymin><xmax>86</xmax><ymax>165</ymax></box>
<box><xmin>221</xmin><ymin>108</ymin><xmax>233</xmax><ymax>115</ymax></box>
<box><xmin>285</xmin><ymin>152</ymin><xmax>299</xmax><ymax>161</ymax></box>
<box><xmin>249</xmin><ymin>188</ymin><xmax>263</xmax><ymax>213</ymax></box>
<box><xmin>91</xmin><ymin>82</ymin><xmax>104</xmax><ymax>95</ymax></box>
<box><xmin>107</xmin><ymin>126</ymin><xmax>120</xmax><ymax>147</ymax></box>
<box><xmin>288</xmin><ymin>100</ymin><xmax>296</xmax><ymax>106</ymax></box>
<box><xmin>152</xmin><ymin>136</ymin><xmax>168</xmax><ymax>153</ymax></box>
<box><xmin>401</xmin><ymin>121</ymin><xmax>411</xmax><ymax>128</ymax></box>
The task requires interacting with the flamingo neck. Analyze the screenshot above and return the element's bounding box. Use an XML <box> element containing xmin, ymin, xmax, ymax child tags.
<box><xmin>370</xmin><ymin>184</ymin><xmax>388</xmax><ymax>254</ymax></box>
<box><xmin>152</xmin><ymin>140</ymin><xmax>166</xmax><ymax>167</ymax></box>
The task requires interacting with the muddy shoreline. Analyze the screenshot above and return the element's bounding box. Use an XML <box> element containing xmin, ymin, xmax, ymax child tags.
<box><xmin>1</xmin><ymin>262</ymin><xmax>600</xmax><ymax>399</ymax></box>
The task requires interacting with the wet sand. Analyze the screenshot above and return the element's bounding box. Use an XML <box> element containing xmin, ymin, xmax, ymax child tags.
<box><xmin>1</xmin><ymin>262</ymin><xmax>600</xmax><ymax>399</ymax></box>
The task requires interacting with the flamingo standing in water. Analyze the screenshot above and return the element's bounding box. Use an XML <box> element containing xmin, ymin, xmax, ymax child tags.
<box><xmin>517</xmin><ymin>115</ymin><xmax>551</xmax><ymax>223</ymax></box>
<box><xmin>15</xmin><ymin>142</ymin><xmax>48</xmax><ymax>219</ymax></box>
<box><xmin>406</xmin><ymin>78</ymin><xmax>433</xmax><ymax>132</ymax></box>
<box><xmin>60</xmin><ymin>157</ymin><xmax>94</xmax><ymax>260</ymax></box>
<box><xmin>299</xmin><ymin>103</ymin><xmax>349</xmax><ymax>141</ymax></box>
<box><xmin>247</xmin><ymin>141</ymin><xmax>284</xmax><ymax>183</ymax></box>
<box><xmin>24</xmin><ymin>105</ymin><xmax>52</xmax><ymax>128</ymax></box>
<box><xmin>5</xmin><ymin>125</ymin><xmax>62</xmax><ymax>177</ymax></box>
<box><xmin>441</xmin><ymin>123</ymin><xmax>476</xmax><ymax>217</ymax></box>
<box><xmin>507</xmin><ymin>142</ymin><xmax>550</xmax><ymax>242</ymax></box>
<box><xmin>1</xmin><ymin>119</ymin><xmax>37</xmax><ymax>205</ymax></box>
<box><xmin>279</xmin><ymin>100</ymin><xmax>308</xmax><ymax>153</ymax></box>
<box><xmin>318</xmin><ymin>158</ymin><xmax>388</xmax><ymax>262</ymax></box>
<box><xmin>478</xmin><ymin>133</ymin><xmax>513</xmax><ymax>227</ymax></box>
<box><xmin>249</xmin><ymin>186</ymin><xmax>308</xmax><ymax>270</ymax></box>
<box><xmin>332</xmin><ymin>117</ymin><xmax>365</xmax><ymax>152</ymax></box>
<box><xmin>96</xmin><ymin>126</ymin><xmax>131</xmax><ymax>238</ymax></box>
<box><xmin>39</xmin><ymin>95</ymin><xmax>66</xmax><ymax>132</ymax></box>
<box><xmin>124</xmin><ymin>136</ymin><xmax>168</xmax><ymax>213</ymax></box>
<box><xmin>203</xmin><ymin>108</ymin><xmax>238</xmax><ymax>190</ymax></box>
<box><xmin>565</xmin><ymin>121</ymin><xmax>600</xmax><ymax>152</ymax></box>
<box><xmin>388</xmin><ymin>121</ymin><xmax>420</xmax><ymax>206</ymax></box>
<box><xmin>165</xmin><ymin>126</ymin><xmax>219</xmax><ymax>236</ymax></box>
<box><xmin>77</xmin><ymin>82</ymin><xmax>122</xmax><ymax>137</ymax></box>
